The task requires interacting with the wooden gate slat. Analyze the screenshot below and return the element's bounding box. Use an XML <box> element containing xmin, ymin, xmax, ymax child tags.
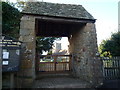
<box><xmin>36</xmin><ymin>55</ymin><xmax>72</xmax><ymax>73</ymax></box>
<box><xmin>101</xmin><ymin>57</ymin><xmax>120</xmax><ymax>80</ymax></box>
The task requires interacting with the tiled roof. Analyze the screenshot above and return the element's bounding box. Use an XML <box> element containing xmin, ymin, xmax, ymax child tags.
<box><xmin>22</xmin><ymin>2</ymin><xmax>94</xmax><ymax>20</ymax></box>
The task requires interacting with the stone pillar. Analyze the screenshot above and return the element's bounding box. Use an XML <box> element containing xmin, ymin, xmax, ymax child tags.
<box><xmin>69</xmin><ymin>23</ymin><xmax>103</xmax><ymax>87</ymax></box>
<box><xmin>17</xmin><ymin>15</ymin><xmax>36</xmax><ymax>88</ymax></box>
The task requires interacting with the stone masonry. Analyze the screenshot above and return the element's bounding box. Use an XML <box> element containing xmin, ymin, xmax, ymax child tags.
<box><xmin>17</xmin><ymin>15</ymin><xmax>36</xmax><ymax>88</ymax></box>
<box><xmin>18</xmin><ymin>15</ymin><xmax>103</xmax><ymax>88</ymax></box>
<box><xmin>18</xmin><ymin>2</ymin><xmax>103</xmax><ymax>88</ymax></box>
<box><xmin>68</xmin><ymin>23</ymin><xmax>103</xmax><ymax>87</ymax></box>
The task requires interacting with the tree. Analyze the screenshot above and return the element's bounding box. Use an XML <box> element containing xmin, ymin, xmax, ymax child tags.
<box><xmin>36</xmin><ymin>37</ymin><xmax>61</xmax><ymax>54</ymax></box>
<box><xmin>2</xmin><ymin>2</ymin><xmax>21</xmax><ymax>39</ymax></box>
<box><xmin>2</xmin><ymin>1</ymin><xmax>61</xmax><ymax>54</ymax></box>
<box><xmin>99</xmin><ymin>32</ymin><xmax>120</xmax><ymax>57</ymax></box>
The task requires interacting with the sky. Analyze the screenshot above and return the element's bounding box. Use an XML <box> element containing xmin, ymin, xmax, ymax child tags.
<box><xmin>8</xmin><ymin>0</ymin><xmax>119</xmax><ymax>49</ymax></box>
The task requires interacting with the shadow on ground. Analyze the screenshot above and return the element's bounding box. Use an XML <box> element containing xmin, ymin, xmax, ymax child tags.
<box><xmin>96</xmin><ymin>79</ymin><xmax>120</xmax><ymax>89</ymax></box>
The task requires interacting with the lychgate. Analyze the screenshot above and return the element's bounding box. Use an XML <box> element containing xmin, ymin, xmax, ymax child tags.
<box><xmin>17</xmin><ymin>2</ymin><xmax>103</xmax><ymax>88</ymax></box>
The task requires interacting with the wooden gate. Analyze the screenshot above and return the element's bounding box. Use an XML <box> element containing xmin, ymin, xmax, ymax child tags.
<box><xmin>36</xmin><ymin>55</ymin><xmax>72</xmax><ymax>73</ymax></box>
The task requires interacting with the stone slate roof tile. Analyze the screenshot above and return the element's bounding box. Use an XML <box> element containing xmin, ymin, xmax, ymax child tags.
<box><xmin>22</xmin><ymin>2</ymin><xmax>94</xmax><ymax>20</ymax></box>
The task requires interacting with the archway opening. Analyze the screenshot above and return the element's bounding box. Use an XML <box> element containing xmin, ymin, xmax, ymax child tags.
<box><xmin>35</xmin><ymin>18</ymin><xmax>86</xmax><ymax>76</ymax></box>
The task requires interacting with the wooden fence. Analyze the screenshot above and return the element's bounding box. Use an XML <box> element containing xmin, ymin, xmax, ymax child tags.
<box><xmin>101</xmin><ymin>57</ymin><xmax>120</xmax><ymax>80</ymax></box>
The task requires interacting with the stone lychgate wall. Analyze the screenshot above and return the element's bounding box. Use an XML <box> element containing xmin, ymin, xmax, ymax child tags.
<box><xmin>69</xmin><ymin>23</ymin><xmax>103</xmax><ymax>87</ymax></box>
<box><xmin>18</xmin><ymin>15</ymin><xmax>103</xmax><ymax>88</ymax></box>
<box><xmin>17</xmin><ymin>15</ymin><xmax>36</xmax><ymax>88</ymax></box>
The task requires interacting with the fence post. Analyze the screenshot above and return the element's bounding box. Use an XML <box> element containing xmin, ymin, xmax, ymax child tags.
<box><xmin>10</xmin><ymin>73</ymin><xmax>14</xmax><ymax>88</ymax></box>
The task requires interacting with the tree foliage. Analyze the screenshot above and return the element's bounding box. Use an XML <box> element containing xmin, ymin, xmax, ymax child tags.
<box><xmin>2</xmin><ymin>2</ymin><xmax>21</xmax><ymax>38</ymax></box>
<box><xmin>16</xmin><ymin>0</ymin><xmax>26</xmax><ymax>11</ymax></box>
<box><xmin>2</xmin><ymin>1</ymin><xmax>61</xmax><ymax>54</ymax></box>
<box><xmin>99</xmin><ymin>32</ymin><xmax>120</xmax><ymax>57</ymax></box>
<box><xmin>36</xmin><ymin>37</ymin><xmax>61</xmax><ymax>54</ymax></box>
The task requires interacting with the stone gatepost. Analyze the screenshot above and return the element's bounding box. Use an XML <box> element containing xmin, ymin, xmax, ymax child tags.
<box><xmin>69</xmin><ymin>23</ymin><xmax>103</xmax><ymax>87</ymax></box>
<box><xmin>18</xmin><ymin>15</ymin><xmax>36</xmax><ymax>88</ymax></box>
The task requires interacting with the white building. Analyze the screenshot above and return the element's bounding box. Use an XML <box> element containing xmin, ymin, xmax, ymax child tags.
<box><xmin>53</xmin><ymin>43</ymin><xmax>61</xmax><ymax>53</ymax></box>
<box><xmin>52</xmin><ymin>37</ymin><xmax>69</xmax><ymax>55</ymax></box>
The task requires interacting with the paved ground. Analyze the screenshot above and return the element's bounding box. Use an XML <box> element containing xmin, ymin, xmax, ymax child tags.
<box><xmin>32</xmin><ymin>73</ymin><xmax>120</xmax><ymax>89</ymax></box>
<box><xmin>32</xmin><ymin>76</ymin><xmax>91</xmax><ymax>88</ymax></box>
<box><xmin>96</xmin><ymin>79</ymin><xmax>120</xmax><ymax>89</ymax></box>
